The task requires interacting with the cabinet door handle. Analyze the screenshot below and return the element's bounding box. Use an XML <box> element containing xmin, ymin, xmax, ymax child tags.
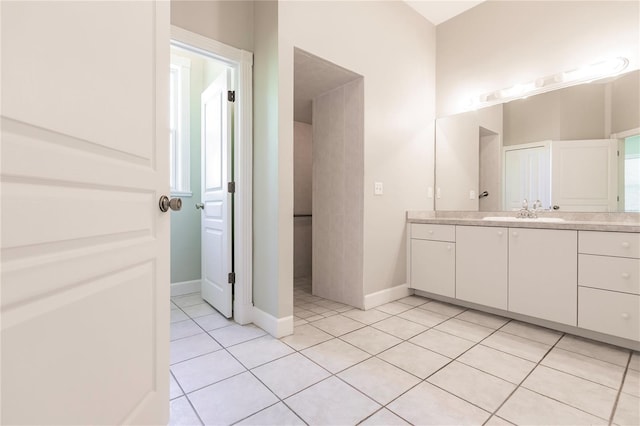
<box><xmin>446</xmin><ymin>245</ymin><xmax>452</xmax><ymax>251</ymax></box>
<box><xmin>497</xmin><ymin>231</ymin><xmax>503</xmax><ymax>236</ymax></box>
<box><xmin>512</xmin><ymin>231</ymin><xmax>518</xmax><ymax>237</ymax></box>
<box><xmin>621</xmin><ymin>272</ymin><xmax>630</xmax><ymax>279</ymax></box>
<box><xmin>621</xmin><ymin>241</ymin><xmax>630</xmax><ymax>249</ymax></box>
<box><xmin>621</xmin><ymin>312</ymin><xmax>630</xmax><ymax>320</ymax></box>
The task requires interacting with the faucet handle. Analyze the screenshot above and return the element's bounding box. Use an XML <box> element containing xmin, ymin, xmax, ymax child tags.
<box><xmin>533</xmin><ymin>199</ymin><xmax>542</xmax><ymax>210</ymax></box>
<box><xmin>522</xmin><ymin>199</ymin><xmax>528</xmax><ymax>209</ymax></box>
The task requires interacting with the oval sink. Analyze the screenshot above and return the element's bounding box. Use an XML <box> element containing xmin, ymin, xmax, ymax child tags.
<box><xmin>482</xmin><ymin>216</ymin><xmax>565</xmax><ymax>223</ymax></box>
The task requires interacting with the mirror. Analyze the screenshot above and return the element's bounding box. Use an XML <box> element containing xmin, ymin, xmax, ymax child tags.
<box><xmin>435</xmin><ymin>69</ymin><xmax>640</xmax><ymax>212</ymax></box>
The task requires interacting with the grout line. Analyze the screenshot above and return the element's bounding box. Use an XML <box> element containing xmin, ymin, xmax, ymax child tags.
<box><xmin>608</xmin><ymin>352</ymin><xmax>632</xmax><ymax>425</ymax></box>
<box><xmin>170</xmin><ymin>370</ymin><xmax>206</xmax><ymax>426</ymax></box>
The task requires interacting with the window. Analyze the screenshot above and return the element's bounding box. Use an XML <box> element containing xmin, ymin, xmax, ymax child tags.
<box><xmin>170</xmin><ymin>53</ymin><xmax>191</xmax><ymax>196</ymax></box>
<box><xmin>624</xmin><ymin>135</ymin><xmax>640</xmax><ymax>212</ymax></box>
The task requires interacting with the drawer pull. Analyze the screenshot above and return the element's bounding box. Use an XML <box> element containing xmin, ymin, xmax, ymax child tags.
<box><xmin>446</xmin><ymin>245</ymin><xmax>452</xmax><ymax>251</ymax></box>
<box><xmin>621</xmin><ymin>241</ymin><xmax>630</xmax><ymax>249</ymax></box>
<box><xmin>621</xmin><ymin>272</ymin><xmax>630</xmax><ymax>279</ymax></box>
<box><xmin>621</xmin><ymin>312</ymin><xmax>630</xmax><ymax>320</ymax></box>
<box><xmin>428</xmin><ymin>230</ymin><xmax>434</xmax><ymax>235</ymax></box>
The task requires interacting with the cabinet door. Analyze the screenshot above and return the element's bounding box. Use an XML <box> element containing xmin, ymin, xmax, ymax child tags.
<box><xmin>456</xmin><ymin>226</ymin><xmax>508</xmax><ymax>309</ymax></box>
<box><xmin>411</xmin><ymin>239</ymin><xmax>455</xmax><ymax>297</ymax></box>
<box><xmin>509</xmin><ymin>228</ymin><xmax>577</xmax><ymax>326</ymax></box>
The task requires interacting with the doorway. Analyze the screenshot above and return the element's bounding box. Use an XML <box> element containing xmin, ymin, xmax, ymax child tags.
<box><xmin>169</xmin><ymin>26</ymin><xmax>253</xmax><ymax>324</ymax></box>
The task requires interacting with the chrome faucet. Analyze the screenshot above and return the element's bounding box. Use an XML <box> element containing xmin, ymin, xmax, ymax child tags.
<box><xmin>516</xmin><ymin>198</ymin><xmax>540</xmax><ymax>219</ymax></box>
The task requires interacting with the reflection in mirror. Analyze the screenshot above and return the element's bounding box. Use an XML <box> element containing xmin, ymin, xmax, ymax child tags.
<box><xmin>435</xmin><ymin>69</ymin><xmax>640</xmax><ymax>212</ymax></box>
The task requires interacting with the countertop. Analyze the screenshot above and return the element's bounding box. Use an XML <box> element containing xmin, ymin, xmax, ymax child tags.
<box><xmin>407</xmin><ymin>211</ymin><xmax>640</xmax><ymax>233</ymax></box>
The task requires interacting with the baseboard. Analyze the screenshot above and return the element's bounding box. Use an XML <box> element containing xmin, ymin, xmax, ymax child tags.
<box><xmin>170</xmin><ymin>279</ymin><xmax>201</xmax><ymax>297</ymax></box>
<box><xmin>252</xmin><ymin>307</ymin><xmax>294</xmax><ymax>338</ymax></box>
<box><xmin>363</xmin><ymin>283</ymin><xmax>412</xmax><ymax>310</ymax></box>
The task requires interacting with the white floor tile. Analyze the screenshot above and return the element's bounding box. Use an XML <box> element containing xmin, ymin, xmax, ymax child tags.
<box><xmin>409</xmin><ymin>328</ymin><xmax>476</xmax><ymax>358</ymax></box>
<box><xmin>227</xmin><ymin>334</ymin><xmax>294</xmax><ymax>369</ymax></box>
<box><xmin>374</xmin><ymin>301</ymin><xmax>413</xmax><ymax>315</ymax></box>
<box><xmin>301</xmin><ymin>338</ymin><xmax>370</xmax><ymax>373</ymax></box>
<box><xmin>338</xmin><ymin>357</ymin><xmax>420</xmax><ymax>405</ymax></box>
<box><xmin>434</xmin><ymin>318</ymin><xmax>494</xmax><ymax>342</ymax></box>
<box><xmin>171</xmin><ymin>293</ymin><xmax>204</xmax><ymax>308</ymax></box>
<box><xmin>497</xmin><ymin>388</ymin><xmax>605</xmax><ymax>425</ymax></box>
<box><xmin>170</xmin><ymin>333</ymin><xmax>222</xmax><ymax>365</ymax></box>
<box><xmin>522</xmin><ymin>365</ymin><xmax>617</xmax><ymax>420</ymax></box>
<box><xmin>398</xmin><ymin>307</ymin><xmax>449</xmax><ymax>327</ymax></box>
<box><xmin>209</xmin><ymin>324</ymin><xmax>266</xmax><ymax>347</ymax></box>
<box><xmin>500</xmin><ymin>320</ymin><xmax>562</xmax><ymax>345</ymax></box>
<box><xmin>388</xmin><ymin>382</ymin><xmax>490</xmax><ymax>425</ymax></box>
<box><xmin>419</xmin><ymin>300</ymin><xmax>466</xmax><ymax>317</ymax></box>
<box><xmin>310</xmin><ymin>314</ymin><xmax>366</xmax><ymax>336</ymax></box>
<box><xmin>622</xmin><ymin>369</ymin><xmax>640</xmax><ymax>398</ymax></box>
<box><xmin>341</xmin><ymin>308</ymin><xmax>391</xmax><ymax>325</ymax></box>
<box><xmin>170</xmin><ymin>319</ymin><xmax>203</xmax><ymax>341</ymax></box>
<box><xmin>427</xmin><ymin>361</ymin><xmax>515</xmax><ymax>411</ymax></box>
<box><xmin>397</xmin><ymin>295</ymin><xmax>430</xmax><ymax>307</ymax></box>
<box><xmin>613</xmin><ymin>392</ymin><xmax>640</xmax><ymax>426</ymax></box>
<box><xmin>171</xmin><ymin>350</ymin><xmax>246</xmax><ymax>393</ymax></box>
<box><xmin>340</xmin><ymin>326</ymin><xmax>402</xmax><ymax>355</ymax></box>
<box><xmin>630</xmin><ymin>352</ymin><xmax>640</xmax><ymax>371</ymax></box>
<box><xmin>169</xmin><ymin>374</ymin><xmax>183</xmax><ymax>400</ymax></box>
<box><xmin>378</xmin><ymin>342</ymin><xmax>450</xmax><ymax>379</ymax></box>
<box><xmin>170</xmin><ymin>309</ymin><xmax>189</xmax><ymax>324</ymax></box>
<box><xmin>188</xmin><ymin>372</ymin><xmax>278</xmax><ymax>426</ymax></box>
<box><xmin>482</xmin><ymin>331</ymin><xmax>551</xmax><ymax>362</ymax></box>
<box><xmin>192</xmin><ymin>313</ymin><xmax>232</xmax><ymax>331</ymax></box>
<box><xmin>235</xmin><ymin>402</ymin><xmax>305</xmax><ymax>426</ymax></box>
<box><xmin>372</xmin><ymin>316</ymin><xmax>427</xmax><ymax>340</ymax></box>
<box><xmin>284</xmin><ymin>377</ymin><xmax>380</xmax><ymax>425</ymax></box>
<box><xmin>169</xmin><ymin>396</ymin><xmax>201</xmax><ymax>426</ymax></box>
<box><xmin>542</xmin><ymin>347</ymin><xmax>626</xmax><ymax>389</ymax></box>
<box><xmin>251</xmin><ymin>353</ymin><xmax>330</xmax><ymax>398</ymax></box>
<box><xmin>360</xmin><ymin>408</ymin><xmax>410</xmax><ymax>425</ymax></box>
<box><xmin>280</xmin><ymin>324</ymin><xmax>333</xmax><ymax>351</ymax></box>
<box><xmin>556</xmin><ymin>334</ymin><xmax>630</xmax><ymax>367</ymax></box>
<box><xmin>484</xmin><ymin>415</ymin><xmax>514</xmax><ymax>426</ymax></box>
<box><xmin>456</xmin><ymin>309</ymin><xmax>509</xmax><ymax>329</ymax></box>
<box><xmin>457</xmin><ymin>344</ymin><xmax>536</xmax><ymax>384</ymax></box>
<box><xmin>182</xmin><ymin>303</ymin><xmax>217</xmax><ymax>318</ymax></box>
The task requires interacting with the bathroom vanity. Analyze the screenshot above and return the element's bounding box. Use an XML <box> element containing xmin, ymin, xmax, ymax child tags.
<box><xmin>406</xmin><ymin>212</ymin><xmax>640</xmax><ymax>350</ymax></box>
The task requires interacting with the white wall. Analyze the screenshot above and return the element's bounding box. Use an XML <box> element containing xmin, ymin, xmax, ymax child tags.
<box><xmin>436</xmin><ymin>1</ymin><xmax>640</xmax><ymax>117</ymax></box>
<box><xmin>294</xmin><ymin>121</ymin><xmax>312</xmax><ymax>279</ymax></box>
<box><xmin>279</xmin><ymin>1</ymin><xmax>436</xmax><ymax>300</ymax></box>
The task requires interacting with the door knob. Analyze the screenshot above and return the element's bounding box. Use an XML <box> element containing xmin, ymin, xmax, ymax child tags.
<box><xmin>159</xmin><ymin>195</ymin><xmax>182</xmax><ymax>212</ymax></box>
<box><xmin>195</xmin><ymin>203</ymin><xmax>205</xmax><ymax>210</ymax></box>
<box><xmin>552</xmin><ymin>205</ymin><xmax>560</xmax><ymax>210</ymax></box>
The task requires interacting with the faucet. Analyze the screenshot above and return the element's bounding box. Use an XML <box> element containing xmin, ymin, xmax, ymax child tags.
<box><xmin>516</xmin><ymin>198</ymin><xmax>539</xmax><ymax>219</ymax></box>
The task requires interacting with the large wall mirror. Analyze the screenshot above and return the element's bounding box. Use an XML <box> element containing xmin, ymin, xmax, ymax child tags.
<box><xmin>435</xmin><ymin>69</ymin><xmax>640</xmax><ymax>212</ymax></box>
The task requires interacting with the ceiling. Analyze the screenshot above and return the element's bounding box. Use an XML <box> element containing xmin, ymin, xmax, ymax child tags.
<box><xmin>404</xmin><ymin>0</ymin><xmax>486</xmax><ymax>25</ymax></box>
<box><xmin>294</xmin><ymin>48</ymin><xmax>361</xmax><ymax>124</ymax></box>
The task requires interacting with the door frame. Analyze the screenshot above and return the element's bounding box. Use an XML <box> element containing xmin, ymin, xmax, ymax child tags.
<box><xmin>171</xmin><ymin>26</ymin><xmax>253</xmax><ymax>324</ymax></box>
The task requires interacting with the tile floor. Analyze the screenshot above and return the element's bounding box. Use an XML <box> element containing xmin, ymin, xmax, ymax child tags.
<box><xmin>169</xmin><ymin>278</ymin><xmax>640</xmax><ymax>425</ymax></box>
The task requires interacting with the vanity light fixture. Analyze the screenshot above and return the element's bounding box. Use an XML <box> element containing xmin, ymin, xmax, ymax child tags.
<box><xmin>468</xmin><ymin>57</ymin><xmax>629</xmax><ymax>109</ymax></box>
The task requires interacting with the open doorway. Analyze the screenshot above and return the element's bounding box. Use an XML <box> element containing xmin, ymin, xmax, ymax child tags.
<box><xmin>292</xmin><ymin>48</ymin><xmax>365</xmax><ymax>318</ymax></box>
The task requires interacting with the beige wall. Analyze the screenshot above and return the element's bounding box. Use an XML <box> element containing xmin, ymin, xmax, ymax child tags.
<box><xmin>612</xmin><ymin>71</ymin><xmax>640</xmax><ymax>134</ymax></box>
<box><xmin>436</xmin><ymin>1</ymin><xmax>640</xmax><ymax>118</ymax></box>
<box><xmin>279</xmin><ymin>1</ymin><xmax>436</xmax><ymax>301</ymax></box>
<box><xmin>312</xmin><ymin>80</ymin><xmax>364</xmax><ymax>308</ymax></box>
<box><xmin>170</xmin><ymin>0</ymin><xmax>254</xmax><ymax>51</ymax></box>
<box><xmin>294</xmin><ymin>121</ymin><xmax>312</xmax><ymax>279</ymax></box>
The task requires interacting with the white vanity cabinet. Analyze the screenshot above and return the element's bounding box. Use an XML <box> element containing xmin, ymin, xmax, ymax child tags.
<box><xmin>456</xmin><ymin>226</ymin><xmax>508</xmax><ymax>309</ymax></box>
<box><xmin>410</xmin><ymin>224</ymin><xmax>455</xmax><ymax>298</ymax></box>
<box><xmin>578</xmin><ymin>231</ymin><xmax>640</xmax><ymax>341</ymax></box>
<box><xmin>508</xmin><ymin>228</ymin><xmax>578</xmax><ymax>326</ymax></box>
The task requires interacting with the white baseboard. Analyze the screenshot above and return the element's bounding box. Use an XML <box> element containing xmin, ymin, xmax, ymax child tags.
<box><xmin>170</xmin><ymin>279</ymin><xmax>201</xmax><ymax>297</ymax></box>
<box><xmin>363</xmin><ymin>283</ymin><xmax>412</xmax><ymax>310</ymax></box>
<box><xmin>252</xmin><ymin>307</ymin><xmax>294</xmax><ymax>338</ymax></box>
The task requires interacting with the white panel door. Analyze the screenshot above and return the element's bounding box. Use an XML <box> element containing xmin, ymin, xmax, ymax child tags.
<box><xmin>1</xmin><ymin>2</ymin><xmax>170</xmax><ymax>424</ymax></box>
<box><xmin>201</xmin><ymin>71</ymin><xmax>233</xmax><ymax>318</ymax></box>
<box><xmin>504</xmin><ymin>143</ymin><xmax>551</xmax><ymax>210</ymax></box>
<box><xmin>551</xmin><ymin>139</ymin><xmax>618</xmax><ymax>212</ymax></box>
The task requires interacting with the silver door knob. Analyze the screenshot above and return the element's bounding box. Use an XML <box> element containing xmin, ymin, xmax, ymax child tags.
<box><xmin>159</xmin><ymin>195</ymin><xmax>182</xmax><ymax>212</ymax></box>
<box><xmin>195</xmin><ymin>203</ymin><xmax>205</xmax><ymax>210</ymax></box>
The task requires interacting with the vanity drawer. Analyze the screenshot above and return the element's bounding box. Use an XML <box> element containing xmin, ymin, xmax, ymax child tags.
<box><xmin>579</xmin><ymin>287</ymin><xmax>639</xmax><ymax>341</ymax></box>
<box><xmin>579</xmin><ymin>254</ymin><xmax>640</xmax><ymax>295</ymax></box>
<box><xmin>411</xmin><ymin>224</ymin><xmax>455</xmax><ymax>242</ymax></box>
<box><xmin>579</xmin><ymin>231</ymin><xmax>640</xmax><ymax>259</ymax></box>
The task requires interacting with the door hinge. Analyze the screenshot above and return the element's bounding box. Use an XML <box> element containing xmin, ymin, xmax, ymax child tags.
<box><xmin>617</xmin><ymin>150</ymin><xmax>620</xmax><ymax>157</ymax></box>
<box><xmin>617</xmin><ymin>195</ymin><xmax>620</xmax><ymax>202</ymax></box>
<box><xmin>228</xmin><ymin>272</ymin><xmax>236</xmax><ymax>284</ymax></box>
<box><xmin>228</xmin><ymin>90</ymin><xmax>236</xmax><ymax>102</ymax></box>
<box><xmin>228</xmin><ymin>181</ymin><xmax>236</xmax><ymax>193</ymax></box>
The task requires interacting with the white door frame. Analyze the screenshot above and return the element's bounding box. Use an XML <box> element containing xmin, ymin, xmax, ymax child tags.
<box><xmin>170</xmin><ymin>26</ymin><xmax>253</xmax><ymax>324</ymax></box>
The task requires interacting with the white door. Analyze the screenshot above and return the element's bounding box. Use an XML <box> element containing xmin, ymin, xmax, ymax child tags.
<box><xmin>551</xmin><ymin>139</ymin><xmax>618</xmax><ymax>212</ymax></box>
<box><xmin>504</xmin><ymin>142</ymin><xmax>551</xmax><ymax>210</ymax></box>
<box><xmin>1</xmin><ymin>2</ymin><xmax>170</xmax><ymax>424</ymax></box>
<box><xmin>200</xmin><ymin>71</ymin><xmax>233</xmax><ymax>318</ymax></box>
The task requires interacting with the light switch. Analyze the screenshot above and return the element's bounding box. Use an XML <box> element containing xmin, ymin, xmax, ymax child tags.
<box><xmin>374</xmin><ymin>182</ymin><xmax>384</xmax><ymax>195</ymax></box>
<box><xmin>427</xmin><ymin>187</ymin><xmax>434</xmax><ymax>198</ymax></box>
<box><xmin>436</xmin><ymin>187</ymin><xmax>441</xmax><ymax>199</ymax></box>
<box><xmin>469</xmin><ymin>190</ymin><xmax>476</xmax><ymax>199</ymax></box>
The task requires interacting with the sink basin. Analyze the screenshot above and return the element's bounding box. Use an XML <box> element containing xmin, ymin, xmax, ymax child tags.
<box><xmin>482</xmin><ymin>216</ymin><xmax>566</xmax><ymax>223</ymax></box>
